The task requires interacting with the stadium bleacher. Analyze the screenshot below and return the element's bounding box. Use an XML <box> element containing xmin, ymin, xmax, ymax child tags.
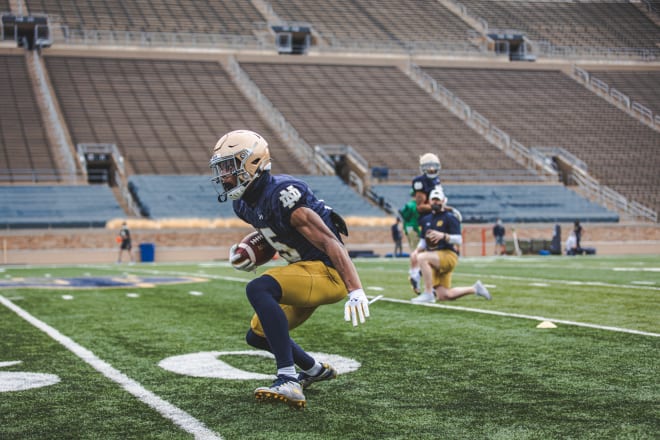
<box><xmin>268</xmin><ymin>0</ymin><xmax>483</xmax><ymax>52</ymax></box>
<box><xmin>460</xmin><ymin>0</ymin><xmax>660</xmax><ymax>53</ymax></box>
<box><xmin>44</xmin><ymin>56</ymin><xmax>306</xmax><ymax>176</ymax></box>
<box><xmin>0</xmin><ymin>54</ymin><xmax>59</xmax><ymax>183</ymax></box>
<box><xmin>239</xmin><ymin>62</ymin><xmax>535</xmax><ymax>176</ymax></box>
<box><xmin>421</xmin><ymin>66</ymin><xmax>660</xmax><ymax>218</ymax></box>
<box><xmin>128</xmin><ymin>174</ymin><xmax>385</xmax><ymax>219</ymax></box>
<box><xmin>25</xmin><ymin>0</ymin><xmax>265</xmax><ymax>35</ymax></box>
<box><xmin>1</xmin><ymin>0</ymin><xmax>658</xmax><ymax>228</ymax></box>
<box><xmin>584</xmin><ymin>68</ymin><xmax>660</xmax><ymax>115</ymax></box>
<box><xmin>372</xmin><ymin>183</ymin><xmax>619</xmax><ymax>223</ymax></box>
<box><xmin>0</xmin><ymin>185</ymin><xmax>125</xmax><ymax>228</ymax></box>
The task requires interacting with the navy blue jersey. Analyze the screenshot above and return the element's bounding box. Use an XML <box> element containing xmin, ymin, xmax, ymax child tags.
<box><xmin>411</xmin><ymin>174</ymin><xmax>440</xmax><ymax>197</ymax></box>
<box><xmin>419</xmin><ymin>209</ymin><xmax>460</xmax><ymax>254</ymax></box>
<box><xmin>233</xmin><ymin>174</ymin><xmax>341</xmax><ymax>265</ymax></box>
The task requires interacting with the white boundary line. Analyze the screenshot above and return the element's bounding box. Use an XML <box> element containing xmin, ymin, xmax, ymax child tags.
<box><xmin>0</xmin><ymin>295</ymin><xmax>222</xmax><ymax>440</ymax></box>
<box><xmin>86</xmin><ymin>265</ymin><xmax>659</xmax><ymax>337</ymax></box>
<box><xmin>457</xmin><ymin>272</ymin><xmax>660</xmax><ymax>292</ymax></box>
<box><xmin>383</xmin><ymin>297</ymin><xmax>660</xmax><ymax>337</ymax></box>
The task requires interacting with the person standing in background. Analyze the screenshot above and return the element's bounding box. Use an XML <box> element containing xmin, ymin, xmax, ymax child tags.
<box><xmin>574</xmin><ymin>220</ymin><xmax>583</xmax><ymax>250</ymax></box>
<box><xmin>492</xmin><ymin>218</ymin><xmax>506</xmax><ymax>256</ymax></box>
<box><xmin>117</xmin><ymin>221</ymin><xmax>134</xmax><ymax>263</ymax></box>
<box><xmin>391</xmin><ymin>217</ymin><xmax>403</xmax><ymax>257</ymax></box>
<box><xmin>399</xmin><ymin>190</ymin><xmax>420</xmax><ymax>253</ymax></box>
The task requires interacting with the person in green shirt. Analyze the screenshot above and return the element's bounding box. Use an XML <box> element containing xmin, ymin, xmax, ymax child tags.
<box><xmin>399</xmin><ymin>191</ymin><xmax>421</xmax><ymax>253</ymax></box>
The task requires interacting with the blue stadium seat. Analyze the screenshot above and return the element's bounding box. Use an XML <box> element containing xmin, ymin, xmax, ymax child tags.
<box><xmin>128</xmin><ymin>175</ymin><xmax>387</xmax><ymax>219</ymax></box>
<box><xmin>0</xmin><ymin>185</ymin><xmax>126</xmax><ymax>228</ymax></box>
<box><xmin>371</xmin><ymin>184</ymin><xmax>619</xmax><ymax>223</ymax></box>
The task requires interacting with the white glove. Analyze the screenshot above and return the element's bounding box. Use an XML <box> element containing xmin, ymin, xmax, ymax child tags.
<box><xmin>344</xmin><ymin>288</ymin><xmax>370</xmax><ymax>327</ymax></box>
<box><xmin>229</xmin><ymin>244</ymin><xmax>256</xmax><ymax>272</ymax></box>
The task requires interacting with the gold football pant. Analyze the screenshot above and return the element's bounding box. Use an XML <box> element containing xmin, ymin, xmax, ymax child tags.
<box><xmin>250</xmin><ymin>260</ymin><xmax>347</xmax><ymax>337</ymax></box>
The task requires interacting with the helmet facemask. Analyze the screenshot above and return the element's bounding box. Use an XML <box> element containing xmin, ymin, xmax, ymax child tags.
<box><xmin>209</xmin><ymin>130</ymin><xmax>271</xmax><ymax>202</ymax></box>
<box><xmin>210</xmin><ymin>149</ymin><xmax>252</xmax><ymax>201</ymax></box>
<box><xmin>419</xmin><ymin>153</ymin><xmax>441</xmax><ymax>179</ymax></box>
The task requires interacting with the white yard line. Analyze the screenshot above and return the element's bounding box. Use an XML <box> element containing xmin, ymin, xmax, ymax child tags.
<box><xmin>87</xmin><ymin>265</ymin><xmax>660</xmax><ymax>337</ymax></box>
<box><xmin>0</xmin><ymin>295</ymin><xmax>222</xmax><ymax>440</ymax></box>
<box><xmin>383</xmin><ymin>297</ymin><xmax>660</xmax><ymax>337</ymax></box>
<box><xmin>458</xmin><ymin>272</ymin><xmax>660</xmax><ymax>292</ymax></box>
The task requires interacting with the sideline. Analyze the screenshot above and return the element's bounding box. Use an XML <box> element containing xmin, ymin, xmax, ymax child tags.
<box><xmin>0</xmin><ymin>295</ymin><xmax>222</xmax><ymax>440</ymax></box>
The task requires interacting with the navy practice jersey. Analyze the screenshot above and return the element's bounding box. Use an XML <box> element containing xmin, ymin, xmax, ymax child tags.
<box><xmin>419</xmin><ymin>209</ymin><xmax>460</xmax><ymax>253</ymax></box>
<box><xmin>411</xmin><ymin>174</ymin><xmax>440</xmax><ymax>197</ymax></box>
<box><xmin>233</xmin><ymin>174</ymin><xmax>341</xmax><ymax>266</ymax></box>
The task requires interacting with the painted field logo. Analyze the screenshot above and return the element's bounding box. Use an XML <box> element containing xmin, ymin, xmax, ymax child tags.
<box><xmin>0</xmin><ymin>276</ymin><xmax>206</xmax><ymax>289</ymax></box>
<box><xmin>0</xmin><ymin>361</ymin><xmax>60</xmax><ymax>392</ymax></box>
<box><xmin>159</xmin><ymin>351</ymin><xmax>361</xmax><ymax>380</ymax></box>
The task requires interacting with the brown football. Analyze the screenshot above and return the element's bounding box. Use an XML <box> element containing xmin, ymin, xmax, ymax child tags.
<box><xmin>233</xmin><ymin>231</ymin><xmax>277</xmax><ymax>267</ymax></box>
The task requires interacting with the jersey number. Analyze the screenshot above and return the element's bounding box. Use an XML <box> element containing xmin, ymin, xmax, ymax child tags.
<box><xmin>260</xmin><ymin>227</ymin><xmax>301</xmax><ymax>263</ymax></box>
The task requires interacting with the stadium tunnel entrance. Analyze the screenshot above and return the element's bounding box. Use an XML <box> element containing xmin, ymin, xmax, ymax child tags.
<box><xmin>77</xmin><ymin>143</ymin><xmax>124</xmax><ymax>186</ymax></box>
<box><xmin>488</xmin><ymin>30</ymin><xmax>536</xmax><ymax>61</ymax></box>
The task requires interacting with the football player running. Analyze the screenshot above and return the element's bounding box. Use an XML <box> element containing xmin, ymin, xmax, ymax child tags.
<box><xmin>411</xmin><ymin>186</ymin><xmax>491</xmax><ymax>304</ymax></box>
<box><xmin>210</xmin><ymin>130</ymin><xmax>370</xmax><ymax>409</ymax></box>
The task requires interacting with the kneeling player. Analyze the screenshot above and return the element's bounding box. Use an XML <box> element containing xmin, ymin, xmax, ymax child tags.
<box><xmin>411</xmin><ymin>187</ymin><xmax>492</xmax><ymax>304</ymax></box>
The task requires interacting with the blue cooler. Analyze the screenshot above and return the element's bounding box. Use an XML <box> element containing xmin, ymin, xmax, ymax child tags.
<box><xmin>139</xmin><ymin>243</ymin><xmax>155</xmax><ymax>262</ymax></box>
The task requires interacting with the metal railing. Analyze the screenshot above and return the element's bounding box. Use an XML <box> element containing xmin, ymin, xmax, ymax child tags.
<box><xmin>58</xmin><ymin>26</ymin><xmax>270</xmax><ymax>51</ymax></box>
<box><xmin>572</xmin><ymin>65</ymin><xmax>660</xmax><ymax>132</ymax></box>
<box><xmin>225</xmin><ymin>56</ymin><xmax>334</xmax><ymax>176</ymax></box>
<box><xmin>571</xmin><ymin>169</ymin><xmax>657</xmax><ymax>222</ymax></box>
<box><xmin>31</xmin><ymin>50</ymin><xmax>78</xmax><ymax>179</ymax></box>
<box><xmin>533</xmin><ymin>40</ymin><xmax>659</xmax><ymax>62</ymax></box>
<box><xmin>531</xmin><ymin>146</ymin><xmax>588</xmax><ymax>173</ymax></box>
<box><xmin>314</xmin><ymin>144</ymin><xmax>368</xmax><ymax>174</ymax></box>
<box><xmin>382</xmin><ymin>169</ymin><xmax>546</xmax><ymax>184</ymax></box>
<box><xmin>404</xmin><ymin>61</ymin><xmax>557</xmax><ymax>178</ymax></box>
<box><xmin>76</xmin><ymin>143</ymin><xmax>140</xmax><ymax>216</ymax></box>
<box><xmin>319</xmin><ymin>35</ymin><xmax>491</xmax><ymax>57</ymax></box>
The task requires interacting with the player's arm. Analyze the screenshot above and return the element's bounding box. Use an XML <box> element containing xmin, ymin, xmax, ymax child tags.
<box><xmin>290</xmin><ymin>207</ymin><xmax>361</xmax><ymax>292</ymax></box>
<box><xmin>290</xmin><ymin>207</ymin><xmax>369</xmax><ymax>326</ymax></box>
<box><xmin>415</xmin><ymin>191</ymin><xmax>432</xmax><ymax>215</ymax></box>
<box><xmin>425</xmin><ymin>215</ymin><xmax>462</xmax><ymax>246</ymax></box>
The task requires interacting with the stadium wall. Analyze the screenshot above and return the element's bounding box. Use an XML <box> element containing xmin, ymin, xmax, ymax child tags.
<box><xmin>0</xmin><ymin>223</ymin><xmax>658</xmax><ymax>265</ymax></box>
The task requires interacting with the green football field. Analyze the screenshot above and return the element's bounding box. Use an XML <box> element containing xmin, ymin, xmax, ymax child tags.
<box><xmin>1</xmin><ymin>255</ymin><xmax>658</xmax><ymax>440</ymax></box>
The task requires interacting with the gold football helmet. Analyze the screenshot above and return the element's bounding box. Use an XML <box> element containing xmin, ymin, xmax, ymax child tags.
<box><xmin>209</xmin><ymin>130</ymin><xmax>271</xmax><ymax>201</ymax></box>
<box><xmin>419</xmin><ymin>153</ymin><xmax>441</xmax><ymax>179</ymax></box>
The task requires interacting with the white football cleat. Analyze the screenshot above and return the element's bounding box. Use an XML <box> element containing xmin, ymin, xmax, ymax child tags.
<box><xmin>411</xmin><ymin>291</ymin><xmax>436</xmax><ymax>303</ymax></box>
<box><xmin>254</xmin><ymin>375</ymin><xmax>306</xmax><ymax>409</ymax></box>
<box><xmin>474</xmin><ymin>280</ymin><xmax>492</xmax><ymax>300</ymax></box>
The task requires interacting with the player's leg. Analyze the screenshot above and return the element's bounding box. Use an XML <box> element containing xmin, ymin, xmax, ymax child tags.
<box><xmin>245</xmin><ymin>275</ymin><xmax>305</xmax><ymax>407</ymax></box>
<box><xmin>408</xmin><ymin>248</ymin><xmax>422</xmax><ymax>295</ymax></box>
<box><xmin>436</xmin><ymin>282</ymin><xmax>491</xmax><ymax>301</ymax></box>
<box><xmin>249</xmin><ymin>263</ymin><xmax>345</xmax><ymax>405</ymax></box>
<box><xmin>431</xmin><ymin>250</ymin><xmax>490</xmax><ymax>300</ymax></box>
<box><xmin>245</xmin><ymin>276</ymin><xmax>294</xmax><ymax>375</ymax></box>
<box><xmin>411</xmin><ymin>250</ymin><xmax>440</xmax><ymax>303</ymax></box>
<box><xmin>262</xmin><ymin>262</ymin><xmax>344</xmax><ymax>388</ymax></box>
<box><xmin>245</xmin><ymin>328</ymin><xmax>317</xmax><ymax>372</ymax></box>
